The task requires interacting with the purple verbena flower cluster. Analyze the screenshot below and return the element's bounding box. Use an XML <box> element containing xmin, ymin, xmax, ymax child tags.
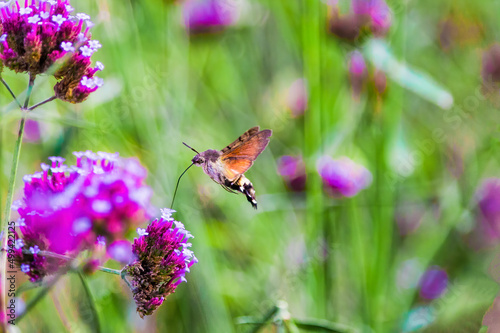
<box><xmin>124</xmin><ymin>208</ymin><xmax>197</xmax><ymax>318</ymax></box>
<box><xmin>14</xmin><ymin>151</ymin><xmax>152</xmax><ymax>282</ymax></box>
<box><xmin>0</xmin><ymin>0</ymin><xmax>103</xmax><ymax>103</ymax></box>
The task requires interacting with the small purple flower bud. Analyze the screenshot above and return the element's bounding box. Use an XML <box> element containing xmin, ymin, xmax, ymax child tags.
<box><xmin>61</xmin><ymin>41</ymin><xmax>75</xmax><ymax>52</ymax></box>
<box><xmin>76</xmin><ymin>13</ymin><xmax>90</xmax><ymax>21</ymax></box>
<box><xmin>136</xmin><ymin>228</ymin><xmax>148</xmax><ymax>236</ymax></box>
<box><xmin>418</xmin><ymin>267</ymin><xmax>448</xmax><ymax>300</ymax></box>
<box><xmin>19</xmin><ymin>7</ymin><xmax>33</xmax><ymax>15</ymax></box>
<box><xmin>29</xmin><ymin>245</ymin><xmax>40</xmax><ymax>255</ymax></box>
<box><xmin>28</xmin><ymin>15</ymin><xmax>40</xmax><ymax>24</ymax></box>
<box><xmin>52</xmin><ymin>14</ymin><xmax>66</xmax><ymax>25</ymax></box>
<box><xmin>88</xmin><ymin>40</ymin><xmax>101</xmax><ymax>50</ymax></box>
<box><xmin>161</xmin><ymin>208</ymin><xmax>176</xmax><ymax>221</ymax></box>
<box><xmin>80</xmin><ymin>45</ymin><xmax>94</xmax><ymax>57</ymax></box>
<box><xmin>21</xmin><ymin>264</ymin><xmax>30</xmax><ymax>273</ymax></box>
<box><xmin>14</xmin><ymin>239</ymin><xmax>24</xmax><ymax>250</ymax></box>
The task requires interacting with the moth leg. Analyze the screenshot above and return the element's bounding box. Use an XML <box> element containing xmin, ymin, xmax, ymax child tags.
<box><xmin>220</xmin><ymin>182</ymin><xmax>238</xmax><ymax>194</ymax></box>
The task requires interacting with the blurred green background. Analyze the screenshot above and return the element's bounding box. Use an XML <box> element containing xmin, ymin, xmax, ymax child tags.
<box><xmin>2</xmin><ymin>0</ymin><xmax>500</xmax><ymax>332</ymax></box>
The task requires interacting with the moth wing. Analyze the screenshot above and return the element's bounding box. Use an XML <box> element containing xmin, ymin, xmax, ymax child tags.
<box><xmin>221</xmin><ymin>158</ymin><xmax>254</xmax><ymax>182</ymax></box>
<box><xmin>220</xmin><ymin>129</ymin><xmax>272</xmax><ymax>181</ymax></box>
<box><xmin>221</xmin><ymin>126</ymin><xmax>260</xmax><ymax>154</ymax></box>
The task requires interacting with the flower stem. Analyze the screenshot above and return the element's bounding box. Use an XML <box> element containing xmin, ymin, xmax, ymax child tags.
<box><xmin>0</xmin><ymin>112</ymin><xmax>27</xmax><ymax>330</ymax></box>
<box><xmin>28</xmin><ymin>95</ymin><xmax>56</xmax><ymax>111</ymax></box>
<box><xmin>0</xmin><ymin>78</ymin><xmax>22</xmax><ymax>108</ymax></box>
<box><xmin>98</xmin><ymin>266</ymin><xmax>121</xmax><ymax>275</ymax></box>
<box><xmin>36</xmin><ymin>250</ymin><xmax>122</xmax><ymax>276</ymax></box>
<box><xmin>77</xmin><ymin>272</ymin><xmax>101</xmax><ymax>333</ymax></box>
<box><xmin>23</xmin><ymin>74</ymin><xmax>35</xmax><ymax>109</ymax></box>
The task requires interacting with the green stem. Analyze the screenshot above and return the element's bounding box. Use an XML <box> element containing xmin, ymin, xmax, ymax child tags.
<box><xmin>0</xmin><ymin>74</ymin><xmax>34</xmax><ymax>330</ymax></box>
<box><xmin>0</xmin><ymin>78</ymin><xmax>22</xmax><ymax>108</ymax></box>
<box><xmin>35</xmin><ymin>250</ymin><xmax>122</xmax><ymax>276</ymax></box>
<box><xmin>247</xmin><ymin>305</ymin><xmax>279</xmax><ymax>333</ymax></box>
<box><xmin>28</xmin><ymin>95</ymin><xmax>56</xmax><ymax>111</ymax></box>
<box><xmin>77</xmin><ymin>272</ymin><xmax>101</xmax><ymax>333</ymax></box>
<box><xmin>294</xmin><ymin>318</ymin><xmax>352</xmax><ymax>332</ymax></box>
<box><xmin>302</xmin><ymin>0</ymin><xmax>324</xmax><ymax>318</ymax></box>
<box><xmin>2</xmin><ymin>115</ymin><xmax>26</xmax><ymax>227</ymax></box>
<box><xmin>0</xmin><ymin>113</ymin><xmax>26</xmax><ymax>330</ymax></box>
<box><xmin>99</xmin><ymin>266</ymin><xmax>121</xmax><ymax>276</ymax></box>
<box><xmin>23</xmin><ymin>74</ymin><xmax>35</xmax><ymax>109</ymax></box>
<box><xmin>16</xmin><ymin>270</ymin><xmax>66</xmax><ymax>323</ymax></box>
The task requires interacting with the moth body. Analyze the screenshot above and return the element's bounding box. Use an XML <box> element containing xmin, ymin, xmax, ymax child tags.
<box><xmin>190</xmin><ymin>127</ymin><xmax>272</xmax><ymax>209</ymax></box>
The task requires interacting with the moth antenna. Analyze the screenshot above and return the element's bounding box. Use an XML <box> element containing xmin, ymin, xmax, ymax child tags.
<box><xmin>183</xmin><ymin>142</ymin><xmax>200</xmax><ymax>154</ymax></box>
<box><xmin>170</xmin><ymin>163</ymin><xmax>195</xmax><ymax>209</ymax></box>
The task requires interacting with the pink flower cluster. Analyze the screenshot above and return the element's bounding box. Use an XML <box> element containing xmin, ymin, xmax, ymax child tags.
<box><xmin>0</xmin><ymin>0</ymin><xmax>103</xmax><ymax>103</ymax></box>
<box><xmin>14</xmin><ymin>151</ymin><xmax>152</xmax><ymax>282</ymax></box>
<box><xmin>124</xmin><ymin>209</ymin><xmax>197</xmax><ymax>317</ymax></box>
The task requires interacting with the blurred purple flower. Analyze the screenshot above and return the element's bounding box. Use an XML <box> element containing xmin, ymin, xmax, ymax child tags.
<box><xmin>328</xmin><ymin>7</ymin><xmax>362</xmax><ymax>41</ymax></box>
<box><xmin>396</xmin><ymin>202</ymin><xmax>425</xmax><ymax>236</ymax></box>
<box><xmin>438</xmin><ymin>15</ymin><xmax>483</xmax><ymax>52</ymax></box>
<box><xmin>373</xmin><ymin>69</ymin><xmax>387</xmax><ymax>96</ymax></box>
<box><xmin>328</xmin><ymin>0</ymin><xmax>391</xmax><ymax>41</ymax></box>
<box><xmin>23</xmin><ymin>119</ymin><xmax>41</xmax><ymax>143</ymax></box>
<box><xmin>182</xmin><ymin>0</ymin><xmax>239</xmax><ymax>34</ymax></box>
<box><xmin>352</xmin><ymin>0</ymin><xmax>391</xmax><ymax>36</ymax></box>
<box><xmin>0</xmin><ymin>0</ymin><xmax>104</xmax><ymax>103</ymax></box>
<box><xmin>348</xmin><ymin>50</ymin><xmax>367</xmax><ymax>99</ymax></box>
<box><xmin>475</xmin><ymin>178</ymin><xmax>500</xmax><ymax>242</ymax></box>
<box><xmin>285</xmin><ymin>79</ymin><xmax>308</xmax><ymax>117</ymax></box>
<box><xmin>124</xmin><ymin>208</ymin><xmax>197</xmax><ymax>318</ymax></box>
<box><xmin>482</xmin><ymin>44</ymin><xmax>500</xmax><ymax>99</ymax></box>
<box><xmin>14</xmin><ymin>151</ymin><xmax>152</xmax><ymax>282</ymax></box>
<box><xmin>418</xmin><ymin>267</ymin><xmax>448</xmax><ymax>300</ymax></box>
<box><xmin>277</xmin><ymin>155</ymin><xmax>306</xmax><ymax>192</ymax></box>
<box><xmin>317</xmin><ymin>156</ymin><xmax>372</xmax><ymax>197</ymax></box>
<box><xmin>107</xmin><ymin>240</ymin><xmax>134</xmax><ymax>264</ymax></box>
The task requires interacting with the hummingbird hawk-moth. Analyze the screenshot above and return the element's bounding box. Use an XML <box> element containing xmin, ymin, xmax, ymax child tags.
<box><xmin>184</xmin><ymin>126</ymin><xmax>272</xmax><ymax>209</ymax></box>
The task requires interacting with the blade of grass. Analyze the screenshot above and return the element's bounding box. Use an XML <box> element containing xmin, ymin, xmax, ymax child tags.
<box><xmin>77</xmin><ymin>271</ymin><xmax>101</xmax><ymax>333</ymax></box>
